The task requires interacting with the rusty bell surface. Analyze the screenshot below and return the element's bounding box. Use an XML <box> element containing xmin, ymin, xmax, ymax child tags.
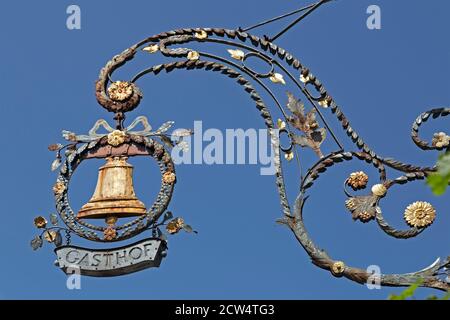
<box><xmin>77</xmin><ymin>156</ymin><xmax>147</xmax><ymax>221</ymax></box>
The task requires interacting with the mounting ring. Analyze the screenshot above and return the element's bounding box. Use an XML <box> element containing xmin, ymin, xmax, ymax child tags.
<box><xmin>279</xmin><ymin>128</ymin><xmax>293</xmax><ymax>153</ymax></box>
<box><xmin>242</xmin><ymin>52</ymin><xmax>275</xmax><ymax>78</ymax></box>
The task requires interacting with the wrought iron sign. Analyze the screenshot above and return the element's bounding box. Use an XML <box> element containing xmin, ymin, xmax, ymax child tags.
<box><xmin>32</xmin><ymin>0</ymin><xmax>449</xmax><ymax>291</ymax></box>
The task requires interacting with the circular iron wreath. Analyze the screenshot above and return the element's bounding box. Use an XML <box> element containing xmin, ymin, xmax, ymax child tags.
<box><xmin>54</xmin><ymin>137</ymin><xmax>175</xmax><ymax>242</ymax></box>
<box><xmin>87</xmin><ymin>27</ymin><xmax>448</xmax><ymax>290</ymax></box>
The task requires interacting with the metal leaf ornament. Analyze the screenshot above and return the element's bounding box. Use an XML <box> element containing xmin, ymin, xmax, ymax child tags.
<box><xmin>172</xmin><ymin>129</ymin><xmax>193</xmax><ymax>138</ymax></box>
<box><xmin>154</xmin><ymin>121</ymin><xmax>175</xmax><ymax>135</ymax></box>
<box><xmin>49</xmin><ymin>213</ymin><xmax>59</xmax><ymax>226</ymax></box>
<box><xmin>142</xmin><ymin>44</ymin><xmax>159</xmax><ymax>53</ymax></box>
<box><xmin>345</xmin><ymin>195</ymin><xmax>379</xmax><ymax>223</ymax></box>
<box><xmin>44</xmin><ymin>230</ymin><xmax>58</xmax><ymax>243</ymax></box>
<box><xmin>53</xmin><ymin>231</ymin><xmax>63</xmax><ymax>247</ymax></box>
<box><xmin>270</xmin><ymin>73</ymin><xmax>286</xmax><ymax>85</ymax></box>
<box><xmin>182</xmin><ymin>224</ymin><xmax>194</xmax><ymax>233</ymax></box>
<box><xmin>48</xmin><ymin>144</ymin><xmax>63</xmax><ymax>152</ymax></box>
<box><xmin>286</xmin><ymin>92</ymin><xmax>326</xmax><ymax>158</ymax></box>
<box><xmin>31</xmin><ymin>236</ymin><xmax>43</xmax><ymax>251</ymax></box>
<box><xmin>51</xmin><ymin>157</ymin><xmax>62</xmax><ymax>171</ymax></box>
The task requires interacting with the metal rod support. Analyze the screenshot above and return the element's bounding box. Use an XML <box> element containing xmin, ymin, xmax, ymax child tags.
<box><xmin>268</xmin><ymin>0</ymin><xmax>334</xmax><ymax>42</ymax></box>
<box><xmin>240</xmin><ymin>3</ymin><xmax>316</xmax><ymax>32</ymax></box>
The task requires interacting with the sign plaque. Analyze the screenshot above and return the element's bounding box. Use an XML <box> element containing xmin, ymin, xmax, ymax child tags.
<box><xmin>55</xmin><ymin>238</ymin><xmax>167</xmax><ymax>277</ymax></box>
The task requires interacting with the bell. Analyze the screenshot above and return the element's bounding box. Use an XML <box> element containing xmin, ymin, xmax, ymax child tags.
<box><xmin>77</xmin><ymin>156</ymin><xmax>147</xmax><ymax>222</ymax></box>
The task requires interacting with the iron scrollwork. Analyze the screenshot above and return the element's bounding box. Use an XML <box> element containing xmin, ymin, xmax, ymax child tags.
<box><xmin>65</xmin><ymin>16</ymin><xmax>448</xmax><ymax>290</ymax></box>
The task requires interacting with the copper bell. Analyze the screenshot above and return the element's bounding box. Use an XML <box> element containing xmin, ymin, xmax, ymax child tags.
<box><xmin>77</xmin><ymin>156</ymin><xmax>146</xmax><ymax>223</ymax></box>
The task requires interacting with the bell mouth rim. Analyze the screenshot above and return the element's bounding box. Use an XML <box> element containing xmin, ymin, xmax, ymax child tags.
<box><xmin>78</xmin><ymin>193</ymin><xmax>147</xmax><ymax>220</ymax></box>
<box><xmin>77</xmin><ymin>208</ymin><xmax>147</xmax><ymax>219</ymax></box>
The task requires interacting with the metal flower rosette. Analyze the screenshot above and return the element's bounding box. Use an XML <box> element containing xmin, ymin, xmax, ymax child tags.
<box><xmin>31</xmin><ymin>1</ymin><xmax>449</xmax><ymax>290</ymax></box>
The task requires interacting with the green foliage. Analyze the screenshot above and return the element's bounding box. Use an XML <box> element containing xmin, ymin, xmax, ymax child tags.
<box><xmin>427</xmin><ymin>152</ymin><xmax>450</xmax><ymax>196</ymax></box>
<box><xmin>426</xmin><ymin>292</ymin><xmax>450</xmax><ymax>300</ymax></box>
<box><xmin>388</xmin><ymin>279</ymin><xmax>450</xmax><ymax>300</ymax></box>
<box><xmin>388</xmin><ymin>279</ymin><xmax>423</xmax><ymax>300</ymax></box>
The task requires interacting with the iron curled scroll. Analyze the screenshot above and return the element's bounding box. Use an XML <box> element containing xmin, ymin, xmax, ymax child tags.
<box><xmin>94</xmin><ymin>27</ymin><xmax>449</xmax><ymax>292</ymax></box>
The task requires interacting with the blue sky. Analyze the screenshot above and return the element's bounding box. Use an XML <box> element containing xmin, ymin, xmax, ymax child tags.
<box><xmin>0</xmin><ymin>0</ymin><xmax>448</xmax><ymax>299</ymax></box>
